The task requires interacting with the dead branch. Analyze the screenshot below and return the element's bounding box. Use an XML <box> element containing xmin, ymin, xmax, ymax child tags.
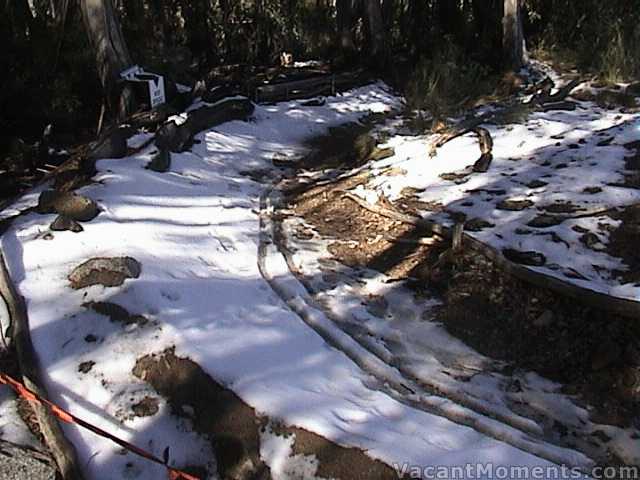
<box><xmin>0</xmin><ymin>250</ymin><xmax>84</xmax><ymax>480</ymax></box>
<box><xmin>341</xmin><ymin>193</ymin><xmax>640</xmax><ymax>318</ymax></box>
<box><xmin>427</xmin><ymin>76</ymin><xmax>585</xmax><ymax>157</ymax></box>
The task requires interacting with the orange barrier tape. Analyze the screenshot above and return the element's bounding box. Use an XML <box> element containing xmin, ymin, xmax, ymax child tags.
<box><xmin>0</xmin><ymin>373</ymin><xmax>200</xmax><ymax>480</ymax></box>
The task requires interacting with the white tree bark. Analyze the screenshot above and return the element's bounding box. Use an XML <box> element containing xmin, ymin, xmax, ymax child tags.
<box><xmin>503</xmin><ymin>0</ymin><xmax>526</xmax><ymax>69</ymax></box>
<box><xmin>80</xmin><ymin>0</ymin><xmax>135</xmax><ymax>118</ymax></box>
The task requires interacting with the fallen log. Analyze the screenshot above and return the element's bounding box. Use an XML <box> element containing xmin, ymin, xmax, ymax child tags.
<box><xmin>0</xmin><ymin>250</ymin><xmax>84</xmax><ymax>480</ymax></box>
<box><xmin>341</xmin><ymin>193</ymin><xmax>640</xmax><ymax>318</ymax></box>
<box><xmin>254</xmin><ymin>70</ymin><xmax>368</xmax><ymax>103</ymax></box>
<box><xmin>156</xmin><ymin>98</ymin><xmax>254</xmax><ymax>153</ymax></box>
<box><xmin>427</xmin><ymin>76</ymin><xmax>584</xmax><ymax>157</ymax></box>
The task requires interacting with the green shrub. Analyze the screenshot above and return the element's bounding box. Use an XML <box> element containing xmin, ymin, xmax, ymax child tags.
<box><xmin>406</xmin><ymin>38</ymin><xmax>491</xmax><ymax>118</ymax></box>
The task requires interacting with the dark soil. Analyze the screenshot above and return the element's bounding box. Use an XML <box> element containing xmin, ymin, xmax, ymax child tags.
<box><xmin>131</xmin><ymin>396</ymin><xmax>159</xmax><ymax>418</ymax></box>
<box><xmin>608</xmin><ymin>203</ymin><xmax>640</xmax><ymax>285</ymax></box>
<box><xmin>134</xmin><ymin>348</ymin><xmax>402</xmax><ymax>480</ymax></box>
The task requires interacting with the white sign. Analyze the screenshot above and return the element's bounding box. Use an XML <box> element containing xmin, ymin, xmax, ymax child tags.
<box><xmin>120</xmin><ymin>65</ymin><xmax>166</xmax><ymax>109</ymax></box>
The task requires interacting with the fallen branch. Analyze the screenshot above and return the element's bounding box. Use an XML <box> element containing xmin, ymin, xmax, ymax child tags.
<box><xmin>341</xmin><ymin>193</ymin><xmax>640</xmax><ymax>318</ymax></box>
<box><xmin>340</xmin><ymin>191</ymin><xmax>449</xmax><ymax>238</ymax></box>
<box><xmin>0</xmin><ymin>250</ymin><xmax>84</xmax><ymax>480</ymax></box>
<box><xmin>427</xmin><ymin>76</ymin><xmax>585</xmax><ymax>157</ymax></box>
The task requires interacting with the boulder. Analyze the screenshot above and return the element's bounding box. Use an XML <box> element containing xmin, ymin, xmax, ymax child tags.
<box><xmin>68</xmin><ymin>257</ymin><xmax>141</xmax><ymax>289</ymax></box>
<box><xmin>37</xmin><ymin>190</ymin><xmax>99</xmax><ymax>222</ymax></box>
<box><xmin>146</xmin><ymin>148</ymin><xmax>171</xmax><ymax>173</ymax></box>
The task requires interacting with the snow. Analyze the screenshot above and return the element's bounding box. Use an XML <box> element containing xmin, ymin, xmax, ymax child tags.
<box><xmin>0</xmin><ymin>81</ymin><xmax>608</xmax><ymax>478</ymax></box>
<box><xmin>260</xmin><ymin>424</ymin><xmax>323</xmax><ymax>480</ymax></box>
<box><xmin>355</xmin><ymin>89</ymin><xmax>640</xmax><ymax>300</ymax></box>
<box><xmin>0</xmin><ymin>386</ymin><xmax>41</xmax><ymax>450</ymax></box>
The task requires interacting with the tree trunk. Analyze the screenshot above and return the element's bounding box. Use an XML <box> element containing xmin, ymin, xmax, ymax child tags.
<box><xmin>407</xmin><ymin>0</ymin><xmax>428</xmax><ymax>56</ymax></box>
<box><xmin>503</xmin><ymin>0</ymin><xmax>526</xmax><ymax>69</ymax></box>
<box><xmin>382</xmin><ymin>0</ymin><xmax>394</xmax><ymax>31</ymax></box>
<box><xmin>363</xmin><ymin>0</ymin><xmax>388</xmax><ymax>67</ymax></box>
<box><xmin>79</xmin><ymin>0</ymin><xmax>135</xmax><ymax>120</ymax></box>
<box><xmin>336</xmin><ymin>0</ymin><xmax>357</xmax><ymax>55</ymax></box>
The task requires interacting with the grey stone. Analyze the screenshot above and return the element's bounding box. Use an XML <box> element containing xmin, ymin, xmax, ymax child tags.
<box><xmin>527</xmin><ymin>214</ymin><xmax>565</xmax><ymax>228</ymax></box>
<box><xmin>497</xmin><ymin>199</ymin><xmax>534</xmax><ymax>211</ymax></box>
<box><xmin>146</xmin><ymin>148</ymin><xmax>171</xmax><ymax>173</ymax></box>
<box><xmin>69</xmin><ymin>257</ymin><xmax>141</xmax><ymax>289</ymax></box>
<box><xmin>464</xmin><ymin>218</ymin><xmax>494</xmax><ymax>232</ymax></box>
<box><xmin>0</xmin><ymin>442</ymin><xmax>56</xmax><ymax>480</ymax></box>
<box><xmin>37</xmin><ymin>190</ymin><xmax>99</xmax><ymax>222</ymax></box>
<box><xmin>50</xmin><ymin>215</ymin><xmax>83</xmax><ymax>233</ymax></box>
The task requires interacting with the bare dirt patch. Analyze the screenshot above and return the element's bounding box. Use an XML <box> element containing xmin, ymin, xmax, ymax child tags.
<box><xmin>133</xmin><ymin>348</ymin><xmax>402</xmax><ymax>480</ymax></box>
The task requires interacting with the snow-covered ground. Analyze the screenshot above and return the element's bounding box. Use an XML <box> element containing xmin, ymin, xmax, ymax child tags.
<box><xmin>354</xmin><ymin>86</ymin><xmax>640</xmax><ymax>300</ymax></box>
<box><xmin>0</xmin><ymin>81</ymin><xmax>627</xmax><ymax>478</ymax></box>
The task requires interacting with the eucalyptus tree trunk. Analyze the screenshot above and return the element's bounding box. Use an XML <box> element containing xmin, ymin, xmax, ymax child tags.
<box><xmin>363</xmin><ymin>0</ymin><xmax>388</xmax><ymax>66</ymax></box>
<box><xmin>336</xmin><ymin>0</ymin><xmax>357</xmax><ymax>54</ymax></box>
<box><xmin>503</xmin><ymin>0</ymin><xmax>526</xmax><ymax>69</ymax></box>
<box><xmin>79</xmin><ymin>0</ymin><xmax>136</xmax><ymax>120</ymax></box>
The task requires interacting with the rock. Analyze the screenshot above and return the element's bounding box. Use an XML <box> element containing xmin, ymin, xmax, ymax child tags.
<box><xmin>464</xmin><ymin>218</ymin><xmax>494</xmax><ymax>232</ymax></box>
<box><xmin>36</xmin><ymin>190</ymin><xmax>59</xmax><ymax>214</ymax></box>
<box><xmin>155</xmin><ymin>120</ymin><xmax>192</xmax><ymax>152</ymax></box>
<box><xmin>271</xmin><ymin>152</ymin><xmax>295</xmax><ymax>167</ymax></box>
<box><xmin>85</xmin><ymin>301</ymin><xmax>148</xmax><ymax>326</ymax></box>
<box><xmin>591</xmin><ymin>340</ymin><xmax>621</xmax><ymax>370</ymax></box>
<box><xmin>580</xmin><ymin>232</ymin><xmax>601</xmax><ymax>249</ymax></box>
<box><xmin>69</xmin><ymin>257</ymin><xmax>141</xmax><ymax>289</ymax></box>
<box><xmin>526</xmin><ymin>180</ymin><xmax>548</xmax><ymax>189</ymax></box>
<box><xmin>54</xmin><ymin>193</ymin><xmax>99</xmax><ymax>222</ymax></box>
<box><xmin>440</xmin><ymin>171</ymin><xmax>471</xmax><ymax>183</ymax></box>
<box><xmin>78</xmin><ymin>361</ymin><xmax>95</xmax><ymax>373</ymax></box>
<box><xmin>527</xmin><ymin>214</ymin><xmax>565</xmax><ymax>228</ymax></box>
<box><xmin>87</xmin><ymin>127</ymin><xmax>129</xmax><ymax>160</ymax></box>
<box><xmin>497</xmin><ymin>199</ymin><xmax>534</xmax><ymax>211</ymax></box>
<box><xmin>502</xmin><ymin>248</ymin><xmax>546</xmax><ymax>266</ymax></box>
<box><xmin>37</xmin><ymin>190</ymin><xmax>99</xmax><ymax>222</ymax></box>
<box><xmin>583</xmin><ymin>186</ymin><xmax>603</xmax><ymax>194</ymax></box>
<box><xmin>146</xmin><ymin>148</ymin><xmax>171</xmax><ymax>173</ymax></box>
<box><xmin>596</xmin><ymin>137</ymin><xmax>614</xmax><ymax>147</ymax></box>
<box><xmin>541</xmin><ymin>201</ymin><xmax>579</xmax><ymax>214</ymax></box>
<box><xmin>50</xmin><ymin>215</ymin><xmax>83</xmax><ymax>233</ymax></box>
<box><xmin>533</xmin><ymin>310</ymin><xmax>554</xmax><ymax>328</ymax></box>
<box><xmin>131</xmin><ymin>396</ymin><xmax>159</xmax><ymax>417</ymax></box>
